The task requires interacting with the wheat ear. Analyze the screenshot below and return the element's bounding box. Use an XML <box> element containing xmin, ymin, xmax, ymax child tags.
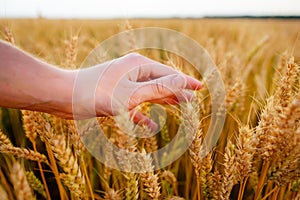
<box><xmin>0</xmin><ymin>146</ymin><xmax>48</xmax><ymax>164</ymax></box>
<box><xmin>113</xmin><ymin>110</ymin><xmax>139</xmax><ymax>199</ymax></box>
<box><xmin>3</xmin><ymin>26</ymin><xmax>15</xmax><ymax>45</ymax></box>
<box><xmin>1</xmin><ymin>126</ymin><xmax>48</xmax><ymax>165</ymax></box>
<box><xmin>220</xmin><ymin>141</ymin><xmax>236</xmax><ymax>200</ymax></box>
<box><xmin>22</xmin><ymin>110</ymin><xmax>51</xmax><ymax>200</ymax></box>
<box><xmin>235</xmin><ymin>125</ymin><xmax>257</xmax><ymax>200</ymax></box>
<box><xmin>25</xmin><ymin>171</ymin><xmax>47</xmax><ymax>198</ymax></box>
<box><xmin>50</xmin><ymin>134</ymin><xmax>86</xmax><ymax>199</ymax></box>
<box><xmin>211</xmin><ymin>169</ymin><xmax>222</xmax><ymax>200</ymax></box>
<box><xmin>64</xmin><ymin>33</ymin><xmax>78</xmax><ymax>69</ymax></box>
<box><xmin>10</xmin><ymin>162</ymin><xmax>35</xmax><ymax>200</ymax></box>
<box><xmin>188</xmin><ymin>126</ymin><xmax>203</xmax><ymax>200</ymax></box>
<box><xmin>161</xmin><ymin>170</ymin><xmax>178</xmax><ymax>196</ymax></box>
<box><xmin>139</xmin><ymin>149</ymin><xmax>161</xmax><ymax>200</ymax></box>
<box><xmin>200</xmin><ymin>152</ymin><xmax>214</xmax><ymax>199</ymax></box>
<box><xmin>103</xmin><ymin>188</ymin><xmax>122</xmax><ymax>200</ymax></box>
<box><xmin>0</xmin><ymin>129</ymin><xmax>13</xmax><ymax>147</ymax></box>
<box><xmin>269</xmin><ymin>95</ymin><xmax>300</xmax><ymax>186</ymax></box>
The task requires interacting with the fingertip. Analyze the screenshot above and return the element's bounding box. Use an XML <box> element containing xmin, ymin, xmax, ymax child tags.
<box><xmin>185</xmin><ymin>75</ymin><xmax>203</xmax><ymax>90</ymax></box>
<box><xmin>131</xmin><ymin>110</ymin><xmax>158</xmax><ymax>131</ymax></box>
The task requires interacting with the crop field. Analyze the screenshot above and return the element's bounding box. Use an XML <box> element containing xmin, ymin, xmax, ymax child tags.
<box><xmin>0</xmin><ymin>18</ymin><xmax>300</xmax><ymax>200</ymax></box>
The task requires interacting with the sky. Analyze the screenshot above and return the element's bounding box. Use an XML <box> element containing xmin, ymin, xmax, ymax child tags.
<box><xmin>0</xmin><ymin>0</ymin><xmax>300</xmax><ymax>18</ymax></box>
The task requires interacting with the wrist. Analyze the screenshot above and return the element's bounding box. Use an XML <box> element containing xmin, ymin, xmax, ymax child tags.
<box><xmin>25</xmin><ymin>66</ymin><xmax>76</xmax><ymax>119</ymax></box>
<box><xmin>44</xmin><ymin>68</ymin><xmax>76</xmax><ymax>119</ymax></box>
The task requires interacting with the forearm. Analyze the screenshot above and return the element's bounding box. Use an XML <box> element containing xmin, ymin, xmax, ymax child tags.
<box><xmin>0</xmin><ymin>40</ymin><xmax>74</xmax><ymax>117</ymax></box>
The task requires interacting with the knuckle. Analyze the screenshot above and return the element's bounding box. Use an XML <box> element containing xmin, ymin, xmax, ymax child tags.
<box><xmin>124</xmin><ymin>52</ymin><xmax>142</xmax><ymax>60</ymax></box>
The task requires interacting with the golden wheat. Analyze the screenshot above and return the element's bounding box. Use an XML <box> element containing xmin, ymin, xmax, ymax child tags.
<box><xmin>0</xmin><ymin>18</ymin><xmax>299</xmax><ymax>200</ymax></box>
<box><xmin>10</xmin><ymin>162</ymin><xmax>35</xmax><ymax>200</ymax></box>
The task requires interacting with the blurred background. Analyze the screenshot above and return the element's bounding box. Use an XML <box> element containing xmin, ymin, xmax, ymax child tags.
<box><xmin>1</xmin><ymin>0</ymin><xmax>300</xmax><ymax>19</ymax></box>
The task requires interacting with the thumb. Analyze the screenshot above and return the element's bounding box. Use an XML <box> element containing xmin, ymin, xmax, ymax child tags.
<box><xmin>132</xmin><ymin>74</ymin><xmax>187</xmax><ymax>105</ymax></box>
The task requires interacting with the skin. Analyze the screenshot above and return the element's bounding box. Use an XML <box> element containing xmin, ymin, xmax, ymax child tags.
<box><xmin>0</xmin><ymin>40</ymin><xmax>202</xmax><ymax>129</ymax></box>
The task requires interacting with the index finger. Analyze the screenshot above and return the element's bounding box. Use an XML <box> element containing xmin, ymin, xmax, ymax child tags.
<box><xmin>123</xmin><ymin>53</ymin><xmax>202</xmax><ymax>90</ymax></box>
<box><xmin>137</xmin><ymin>64</ymin><xmax>202</xmax><ymax>90</ymax></box>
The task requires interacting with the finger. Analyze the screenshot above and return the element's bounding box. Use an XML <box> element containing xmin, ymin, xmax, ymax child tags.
<box><xmin>148</xmin><ymin>90</ymin><xmax>195</xmax><ymax>105</ymax></box>
<box><xmin>184</xmin><ymin>75</ymin><xmax>203</xmax><ymax>90</ymax></box>
<box><xmin>132</xmin><ymin>61</ymin><xmax>202</xmax><ymax>88</ymax></box>
<box><xmin>130</xmin><ymin>110</ymin><xmax>158</xmax><ymax>131</ymax></box>
<box><xmin>115</xmin><ymin>53</ymin><xmax>177</xmax><ymax>77</ymax></box>
<box><xmin>119</xmin><ymin>53</ymin><xmax>202</xmax><ymax>88</ymax></box>
<box><xmin>134</xmin><ymin>63</ymin><xmax>180</xmax><ymax>80</ymax></box>
<box><xmin>129</xmin><ymin>64</ymin><xmax>202</xmax><ymax>90</ymax></box>
<box><xmin>131</xmin><ymin>74</ymin><xmax>187</xmax><ymax>105</ymax></box>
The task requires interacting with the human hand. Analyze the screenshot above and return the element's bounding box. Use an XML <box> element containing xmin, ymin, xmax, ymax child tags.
<box><xmin>72</xmin><ymin>53</ymin><xmax>202</xmax><ymax>130</ymax></box>
<box><xmin>0</xmin><ymin>41</ymin><xmax>201</xmax><ymax>128</ymax></box>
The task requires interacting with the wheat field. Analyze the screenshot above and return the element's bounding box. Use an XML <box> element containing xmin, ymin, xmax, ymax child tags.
<box><xmin>0</xmin><ymin>18</ymin><xmax>299</xmax><ymax>200</ymax></box>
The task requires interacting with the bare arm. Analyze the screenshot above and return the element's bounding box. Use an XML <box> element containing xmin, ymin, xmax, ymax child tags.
<box><xmin>0</xmin><ymin>40</ymin><xmax>202</xmax><ymax>128</ymax></box>
<box><xmin>0</xmin><ymin>40</ymin><xmax>74</xmax><ymax>118</ymax></box>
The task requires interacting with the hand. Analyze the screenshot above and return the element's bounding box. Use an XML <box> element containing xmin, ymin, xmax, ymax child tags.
<box><xmin>0</xmin><ymin>41</ymin><xmax>202</xmax><ymax>130</ymax></box>
<box><xmin>72</xmin><ymin>53</ymin><xmax>202</xmax><ymax>129</ymax></box>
